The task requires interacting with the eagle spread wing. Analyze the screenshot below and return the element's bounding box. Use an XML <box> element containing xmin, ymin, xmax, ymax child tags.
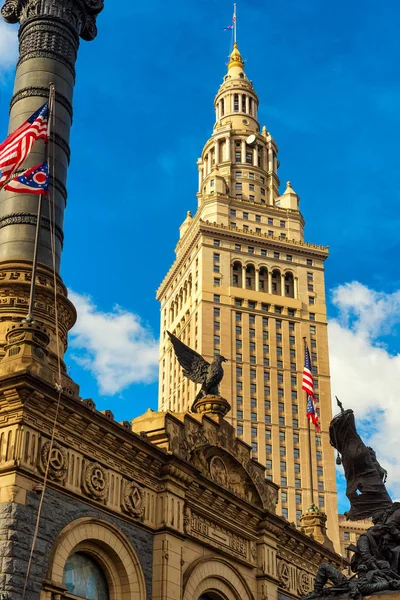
<box><xmin>167</xmin><ymin>331</ymin><xmax>209</xmax><ymax>384</ymax></box>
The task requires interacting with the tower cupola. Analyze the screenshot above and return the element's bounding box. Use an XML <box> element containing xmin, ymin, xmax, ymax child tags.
<box><xmin>214</xmin><ymin>42</ymin><xmax>259</xmax><ymax>133</ymax></box>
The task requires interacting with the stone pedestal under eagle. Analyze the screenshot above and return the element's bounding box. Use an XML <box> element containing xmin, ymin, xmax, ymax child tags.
<box><xmin>167</xmin><ymin>332</ymin><xmax>227</xmax><ymax>406</ymax></box>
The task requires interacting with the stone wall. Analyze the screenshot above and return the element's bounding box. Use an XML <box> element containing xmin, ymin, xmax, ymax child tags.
<box><xmin>0</xmin><ymin>488</ymin><xmax>153</xmax><ymax>599</ymax></box>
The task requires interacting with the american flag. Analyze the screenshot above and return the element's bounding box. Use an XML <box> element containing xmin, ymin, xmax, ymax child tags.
<box><xmin>0</xmin><ymin>102</ymin><xmax>49</xmax><ymax>190</ymax></box>
<box><xmin>302</xmin><ymin>344</ymin><xmax>320</xmax><ymax>431</ymax></box>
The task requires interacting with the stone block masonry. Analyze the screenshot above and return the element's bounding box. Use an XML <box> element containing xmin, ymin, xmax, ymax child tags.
<box><xmin>0</xmin><ymin>488</ymin><xmax>153</xmax><ymax>600</ymax></box>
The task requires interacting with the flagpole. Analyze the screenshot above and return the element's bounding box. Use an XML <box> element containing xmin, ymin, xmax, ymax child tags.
<box><xmin>303</xmin><ymin>337</ymin><xmax>315</xmax><ymax>508</ymax></box>
<box><xmin>26</xmin><ymin>83</ymin><xmax>55</xmax><ymax>322</ymax></box>
<box><xmin>233</xmin><ymin>3</ymin><xmax>237</xmax><ymax>44</ymax></box>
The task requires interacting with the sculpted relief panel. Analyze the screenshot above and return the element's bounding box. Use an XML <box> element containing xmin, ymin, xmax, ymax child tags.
<box><xmin>184</xmin><ymin>507</ymin><xmax>255</xmax><ymax>564</ymax></box>
<box><xmin>277</xmin><ymin>558</ymin><xmax>314</xmax><ymax>597</ymax></box>
<box><xmin>167</xmin><ymin>415</ymin><xmax>278</xmax><ymax>512</ymax></box>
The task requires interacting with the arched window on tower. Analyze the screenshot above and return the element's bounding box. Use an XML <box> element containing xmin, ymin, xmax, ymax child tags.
<box><xmin>249</xmin><ymin>97</ymin><xmax>253</xmax><ymax>116</ymax></box>
<box><xmin>246</xmin><ymin>264</ymin><xmax>255</xmax><ymax>290</ymax></box>
<box><xmin>62</xmin><ymin>552</ymin><xmax>109</xmax><ymax>600</ymax></box>
<box><xmin>242</xmin><ymin>94</ymin><xmax>246</xmax><ymax>112</ymax></box>
<box><xmin>246</xmin><ymin>146</ymin><xmax>253</xmax><ymax>165</ymax></box>
<box><xmin>258</xmin><ymin>145</ymin><xmax>263</xmax><ymax>168</ymax></box>
<box><xmin>285</xmin><ymin>272</ymin><xmax>295</xmax><ymax>298</ymax></box>
<box><xmin>234</xmin><ymin>94</ymin><xmax>239</xmax><ymax>112</ymax></box>
<box><xmin>259</xmin><ymin>267</ymin><xmax>268</xmax><ymax>291</ymax></box>
<box><xmin>272</xmin><ymin>269</ymin><xmax>281</xmax><ymax>295</ymax></box>
<box><xmin>221</xmin><ymin>98</ymin><xmax>225</xmax><ymax>116</ymax></box>
<box><xmin>232</xmin><ymin>261</ymin><xmax>242</xmax><ymax>287</ymax></box>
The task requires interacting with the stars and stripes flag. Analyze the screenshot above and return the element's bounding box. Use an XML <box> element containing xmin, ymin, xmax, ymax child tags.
<box><xmin>0</xmin><ymin>102</ymin><xmax>49</xmax><ymax>190</ymax></box>
<box><xmin>302</xmin><ymin>344</ymin><xmax>320</xmax><ymax>431</ymax></box>
<box><xmin>224</xmin><ymin>4</ymin><xmax>236</xmax><ymax>30</ymax></box>
<box><xmin>4</xmin><ymin>162</ymin><xmax>49</xmax><ymax>195</ymax></box>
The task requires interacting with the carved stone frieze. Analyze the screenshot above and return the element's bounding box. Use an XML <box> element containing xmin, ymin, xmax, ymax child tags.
<box><xmin>168</xmin><ymin>416</ymin><xmax>278</xmax><ymax>512</ymax></box>
<box><xmin>277</xmin><ymin>558</ymin><xmax>314</xmax><ymax>596</ymax></box>
<box><xmin>10</xmin><ymin>86</ymin><xmax>73</xmax><ymax>121</ymax></box>
<box><xmin>185</xmin><ymin>508</ymin><xmax>253</xmax><ymax>562</ymax></box>
<box><xmin>0</xmin><ymin>212</ymin><xmax>64</xmax><ymax>244</ymax></box>
<box><xmin>82</xmin><ymin>461</ymin><xmax>108</xmax><ymax>500</ymax></box>
<box><xmin>40</xmin><ymin>440</ymin><xmax>68</xmax><ymax>481</ymax></box>
<box><xmin>1</xmin><ymin>0</ymin><xmax>104</xmax><ymax>41</ymax></box>
<box><xmin>121</xmin><ymin>481</ymin><xmax>145</xmax><ymax>520</ymax></box>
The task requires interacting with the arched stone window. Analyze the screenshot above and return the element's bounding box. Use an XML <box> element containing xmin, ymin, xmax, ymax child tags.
<box><xmin>44</xmin><ymin>517</ymin><xmax>146</xmax><ymax>600</ymax></box>
<box><xmin>285</xmin><ymin>272</ymin><xmax>295</xmax><ymax>298</ymax></box>
<box><xmin>272</xmin><ymin>269</ymin><xmax>281</xmax><ymax>295</ymax></box>
<box><xmin>232</xmin><ymin>261</ymin><xmax>242</xmax><ymax>287</ymax></box>
<box><xmin>259</xmin><ymin>267</ymin><xmax>268</xmax><ymax>292</ymax></box>
<box><xmin>183</xmin><ymin>557</ymin><xmax>254</xmax><ymax>600</ymax></box>
<box><xmin>63</xmin><ymin>552</ymin><xmax>109</xmax><ymax>599</ymax></box>
<box><xmin>245</xmin><ymin>264</ymin><xmax>255</xmax><ymax>290</ymax></box>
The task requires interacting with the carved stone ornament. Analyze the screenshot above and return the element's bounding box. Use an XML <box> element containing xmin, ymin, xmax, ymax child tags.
<box><xmin>121</xmin><ymin>481</ymin><xmax>145</xmax><ymax>520</ymax></box>
<box><xmin>1</xmin><ymin>0</ymin><xmax>104</xmax><ymax>41</ymax></box>
<box><xmin>209</xmin><ymin>456</ymin><xmax>228</xmax><ymax>486</ymax></box>
<box><xmin>40</xmin><ymin>440</ymin><xmax>68</xmax><ymax>481</ymax></box>
<box><xmin>278</xmin><ymin>559</ymin><xmax>291</xmax><ymax>591</ymax></box>
<box><xmin>83</xmin><ymin>461</ymin><xmax>108</xmax><ymax>500</ymax></box>
<box><xmin>297</xmin><ymin>570</ymin><xmax>313</xmax><ymax>596</ymax></box>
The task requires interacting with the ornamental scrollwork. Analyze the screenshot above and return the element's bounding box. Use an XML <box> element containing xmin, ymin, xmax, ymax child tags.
<box><xmin>83</xmin><ymin>461</ymin><xmax>108</xmax><ymax>500</ymax></box>
<box><xmin>40</xmin><ymin>441</ymin><xmax>68</xmax><ymax>481</ymax></box>
<box><xmin>121</xmin><ymin>481</ymin><xmax>145</xmax><ymax>520</ymax></box>
<box><xmin>297</xmin><ymin>570</ymin><xmax>313</xmax><ymax>596</ymax></box>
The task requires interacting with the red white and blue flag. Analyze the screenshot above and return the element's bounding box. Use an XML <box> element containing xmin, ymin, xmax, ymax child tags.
<box><xmin>0</xmin><ymin>102</ymin><xmax>49</xmax><ymax>189</ymax></box>
<box><xmin>4</xmin><ymin>161</ymin><xmax>49</xmax><ymax>195</ymax></box>
<box><xmin>224</xmin><ymin>4</ymin><xmax>236</xmax><ymax>30</ymax></box>
<box><xmin>302</xmin><ymin>345</ymin><xmax>320</xmax><ymax>431</ymax></box>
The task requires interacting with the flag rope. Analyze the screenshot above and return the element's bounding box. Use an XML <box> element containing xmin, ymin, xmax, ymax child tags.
<box><xmin>21</xmin><ymin>83</ymin><xmax>65</xmax><ymax>600</ymax></box>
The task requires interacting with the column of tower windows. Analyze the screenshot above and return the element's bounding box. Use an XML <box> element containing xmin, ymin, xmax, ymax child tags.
<box><xmin>231</xmin><ymin>262</ymin><xmax>295</xmax><ymax>297</ymax></box>
<box><xmin>231</xmin><ymin>93</ymin><xmax>255</xmax><ymax>117</ymax></box>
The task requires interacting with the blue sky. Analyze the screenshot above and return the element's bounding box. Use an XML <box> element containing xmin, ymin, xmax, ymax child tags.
<box><xmin>1</xmin><ymin>0</ymin><xmax>400</xmax><ymax>513</ymax></box>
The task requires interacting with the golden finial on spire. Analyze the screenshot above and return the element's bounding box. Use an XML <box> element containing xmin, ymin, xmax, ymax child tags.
<box><xmin>228</xmin><ymin>42</ymin><xmax>244</xmax><ymax>71</ymax></box>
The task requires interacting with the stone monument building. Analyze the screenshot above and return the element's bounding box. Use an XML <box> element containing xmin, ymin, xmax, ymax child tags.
<box><xmin>0</xmin><ymin>1</ymin><xmax>344</xmax><ymax>599</ymax></box>
<box><xmin>157</xmin><ymin>41</ymin><xmax>339</xmax><ymax>549</ymax></box>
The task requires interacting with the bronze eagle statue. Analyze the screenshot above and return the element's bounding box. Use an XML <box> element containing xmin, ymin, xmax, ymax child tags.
<box><xmin>167</xmin><ymin>331</ymin><xmax>227</xmax><ymax>402</ymax></box>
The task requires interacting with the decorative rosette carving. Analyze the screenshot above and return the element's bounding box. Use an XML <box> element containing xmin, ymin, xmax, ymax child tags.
<box><xmin>83</xmin><ymin>461</ymin><xmax>108</xmax><ymax>500</ymax></box>
<box><xmin>121</xmin><ymin>481</ymin><xmax>145</xmax><ymax>520</ymax></box>
<box><xmin>40</xmin><ymin>441</ymin><xmax>68</xmax><ymax>481</ymax></box>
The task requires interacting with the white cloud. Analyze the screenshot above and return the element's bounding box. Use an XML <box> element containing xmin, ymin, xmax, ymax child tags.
<box><xmin>329</xmin><ymin>282</ymin><xmax>400</xmax><ymax>498</ymax></box>
<box><xmin>0</xmin><ymin>22</ymin><xmax>18</xmax><ymax>75</ymax></box>
<box><xmin>68</xmin><ymin>291</ymin><xmax>159</xmax><ymax>396</ymax></box>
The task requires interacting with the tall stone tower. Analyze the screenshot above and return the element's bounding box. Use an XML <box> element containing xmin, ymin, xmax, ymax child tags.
<box><xmin>157</xmin><ymin>43</ymin><xmax>340</xmax><ymax>550</ymax></box>
<box><xmin>0</xmin><ymin>0</ymin><xmax>103</xmax><ymax>383</ymax></box>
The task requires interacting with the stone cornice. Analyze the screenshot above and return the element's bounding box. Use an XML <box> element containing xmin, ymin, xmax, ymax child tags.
<box><xmin>0</xmin><ymin>374</ymin><xmax>167</xmax><ymax>486</ymax></box>
<box><xmin>156</xmin><ymin>228</ymin><xmax>202</xmax><ymax>300</ymax></box>
<box><xmin>199</xmin><ymin>219</ymin><xmax>328</xmax><ymax>255</ymax></box>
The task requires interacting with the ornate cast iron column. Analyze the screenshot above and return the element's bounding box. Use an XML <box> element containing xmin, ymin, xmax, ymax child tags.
<box><xmin>0</xmin><ymin>0</ymin><xmax>103</xmax><ymax>366</ymax></box>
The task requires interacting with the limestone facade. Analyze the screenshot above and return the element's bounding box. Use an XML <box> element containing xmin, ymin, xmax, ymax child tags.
<box><xmin>157</xmin><ymin>45</ymin><xmax>339</xmax><ymax>549</ymax></box>
<box><xmin>0</xmin><ymin>369</ymin><xmax>345</xmax><ymax>598</ymax></box>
